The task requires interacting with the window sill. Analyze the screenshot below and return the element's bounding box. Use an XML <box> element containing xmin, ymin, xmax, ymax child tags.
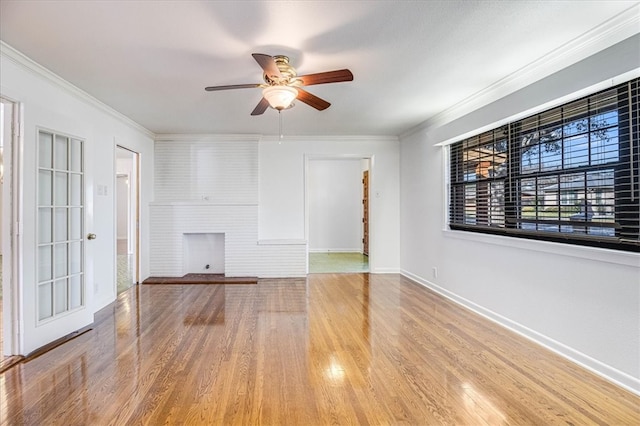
<box><xmin>442</xmin><ymin>228</ymin><xmax>640</xmax><ymax>267</ymax></box>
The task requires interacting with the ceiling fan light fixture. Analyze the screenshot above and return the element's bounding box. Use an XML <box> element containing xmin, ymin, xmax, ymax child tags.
<box><xmin>263</xmin><ymin>85</ymin><xmax>298</xmax><ymax>110</ymax></box>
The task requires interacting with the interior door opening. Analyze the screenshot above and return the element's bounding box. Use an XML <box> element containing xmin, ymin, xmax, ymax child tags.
<box><xmin>307</xmin><ymin>157</ymin><xmax>370</xmax><ymax>274</ymax></box>
<box><xmin>116</xmin><ymin>146</ymin><xmax>139</xmax><ymax>293</ymax></box>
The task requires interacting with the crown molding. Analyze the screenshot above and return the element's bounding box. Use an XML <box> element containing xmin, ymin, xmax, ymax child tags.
<box><xmin>259</xmin><ymin>134</ymin><xmax>399</xmax><ymax>143</ymax></box>
<box><xmin>155</xmin><ymin>133</ymin><xmax>398</xmax><ymax>143</ymax></box>
<box><xmin>0</xmin><ymin>41</ymin><xmax>154</xmax><ymax>139</ymax></box>
<box><xmin>401</xmin><ymin>3</ymin><xmax>640</xmax><ymax>139</ymax></box>
<box><xmin>154</xmin><ymin>133</ymin><xmax>262</xmax><ymax>142</ymax></box>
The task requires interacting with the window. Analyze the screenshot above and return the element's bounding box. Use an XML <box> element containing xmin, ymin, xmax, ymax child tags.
<box><xmin>450</xmin><ymin>78</ymin><xmax>639</xmax><ymax>252</ymax></box>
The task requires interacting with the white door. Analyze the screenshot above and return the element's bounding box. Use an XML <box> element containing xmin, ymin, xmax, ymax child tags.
<box><xmin>30</xmin><ymin>129</ymin><xmax>92</xmax><ymax>351</ymax></box>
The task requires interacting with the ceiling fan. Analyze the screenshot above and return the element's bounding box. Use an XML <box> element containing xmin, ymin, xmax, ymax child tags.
<box><xmin>205</xmin><ymin>53</ymin><xmax>353</xmax><ymax>115</ymax></box>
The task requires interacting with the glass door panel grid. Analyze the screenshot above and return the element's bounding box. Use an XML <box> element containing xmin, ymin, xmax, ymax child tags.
<box><xmin>37</xmin><ymin>130</ymin><xmax>84</xmax><ymax>322</ymax></box>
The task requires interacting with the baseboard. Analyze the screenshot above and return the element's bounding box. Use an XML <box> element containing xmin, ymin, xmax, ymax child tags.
<box><xmin>24</xmin><ymin>325</ymin><xmax>93</xmax><ymax>362</ymax></box>
<box><xmin>401</xmin><ymin>269</ymin><xmax>640</xmax><ymax>396</ymax></box>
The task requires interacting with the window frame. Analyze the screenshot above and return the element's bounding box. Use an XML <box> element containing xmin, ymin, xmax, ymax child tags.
<box><xmin>448</xmin><ymin>78</ymin><xmax>639</xmax><ymax>252</ymax></box>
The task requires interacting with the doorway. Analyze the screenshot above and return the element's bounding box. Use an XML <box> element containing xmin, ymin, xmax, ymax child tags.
<box><xmin>116</xmin><ymin>146</ymin><xmax>139</xmax><ymax>293</ymax></box>
<box><xmin>307</xmin><ymin>157</ymin><xmax>370</xmax><ymax>273</ymax></box>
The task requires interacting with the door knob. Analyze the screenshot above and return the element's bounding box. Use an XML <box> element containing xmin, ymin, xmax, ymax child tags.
<box><xmin>87</xmin><ymin>233</ymin><xmax>97</xmax><ymax>240</ymax></box>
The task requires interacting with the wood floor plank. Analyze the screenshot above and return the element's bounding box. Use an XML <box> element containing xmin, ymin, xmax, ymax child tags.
<box><xmin>1</xmin><ymin>274</ymin><xmax>638</xmax><ymax>425</ymax></box>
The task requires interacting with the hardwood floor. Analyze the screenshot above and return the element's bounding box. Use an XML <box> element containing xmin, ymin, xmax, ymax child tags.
<box><xmin>1</xmin><ymin>274</ymin><xmax>638</xmax><ymax>425</ymax></box>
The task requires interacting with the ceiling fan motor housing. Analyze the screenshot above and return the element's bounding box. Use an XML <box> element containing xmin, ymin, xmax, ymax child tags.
<box><xmin>264</xmin><ymin>55</ymin><xmax>298</xmax><ymax>86</ymax></box>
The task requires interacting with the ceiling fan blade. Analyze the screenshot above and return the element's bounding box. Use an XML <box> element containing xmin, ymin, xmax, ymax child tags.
<box><xmin>297</xmin><ymin>69</ymin><xmax>353</xmax><ymax>86</ymax></box>
<box><xmin>251</xmin><ymin>98</ymin><xmax>270</xmax><ymax>116</ymax></box>
<box><xmin>296</xmin><ymin>88</ymin><xmax>330</xmax><ymax>111</ymax></box>
<box><xmin>252</xmin><ymin>53</ymin><xmax>282</xmax><ymax>80</ymax></box>
<box><xmin>205</xmin><ymin>83</ymin><xmax>261</xmax><ymax>92</ymax></box>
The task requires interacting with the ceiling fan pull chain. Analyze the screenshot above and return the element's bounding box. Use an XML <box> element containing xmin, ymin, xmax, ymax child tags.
<box><xmin>279</xmin><ymin>109</ymin><xmax>284</xmax><ymax>143</ymax></box>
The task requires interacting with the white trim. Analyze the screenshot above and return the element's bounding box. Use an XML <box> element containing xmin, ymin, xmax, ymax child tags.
<box><xmin>155</xmin><ymin>134</ymin><xmax>398</xmax><ymax>143</ymax></box>
<box><xmin>15</xmin><ymin>101</ymin><xmax>24</xmax><ymax>354</ymax></box>
<box><xmin>441</xmin><ymin>144</ymin><xmax>451</xmax><ymax>227</ymax></box>
<box><xmin>0</xmin><ymin>97</ymin><xmax>24</xmax><ymax>355</ymax></box>
<box><xmin>401</xmin><ymin>270</ymin><xmax>640</xmax><ymax>396</ymax></box>
<box><xmin>261</xmin><ymin>135</ymin><xmax>398</xmax><ymax>143</ymax></box>
<box><xmin>402</xmin><ymin>4</ymin><xmax>640</xmax><ymax>140</ymax></box>
<box><xmin>11</xmin><ymin>102</ymin><xmax>26</xmax><ymax>355</ymax></box>
<box><xmin>154</xmin><ymin>134</ymin><xmax>261</xmax><ymax>142</ymax></box>
<box><xmin>0</xmin><ymin>41</ymin><xmax>154</xmax><ymax>139</ymax></box>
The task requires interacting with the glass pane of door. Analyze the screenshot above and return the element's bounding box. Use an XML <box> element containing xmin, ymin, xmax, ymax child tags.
<box><xmin>38</xmin><ymin>132</ymin><xmax>53</xmax><ymax>168</ymax></box>
<box><xmin>37</xmin><ymin>130</ymin><xmax>84</xmax><ymax>322</ymax></box>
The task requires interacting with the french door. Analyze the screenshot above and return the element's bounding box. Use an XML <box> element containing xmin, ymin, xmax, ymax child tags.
<box><xmin>34</xmin><ymin>129</ymin><xmax>92</xmax><ymax>337</ymax></box>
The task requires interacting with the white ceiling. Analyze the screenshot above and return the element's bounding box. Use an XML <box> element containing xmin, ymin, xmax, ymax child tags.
<box><xmin>1</xmin><ymin>1</ymin><xmax>638</xmax><ymax>137</ymax></box>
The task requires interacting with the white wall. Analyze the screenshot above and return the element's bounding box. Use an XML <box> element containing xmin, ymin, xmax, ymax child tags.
<box><xmin>308</xmin><ymin>158</ymin><xmax>364</xmax><ymax>252</ymax></box>
<box><xmin>152</xmin><ymin>135</ymin><xmax>399</xmax><ymax>277</ymax></box>
<box><xmin>399</xmin><ymin>35</ymin><xmax>640</xmax><ymax>393</ymax></box>
<box><xmin>151</xmin><ymin>136</ymin><xmax>264</xmax><ymax>277</ymax></box>
<box><xmin>259</xmin><ymin>136</ymin><xmax>400</xmax><ymax>273</ymax></box>
<box><xmin>0</xmin><ymin>44</ymin><xmax>155</xmax><ymax>354</ymax></box>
